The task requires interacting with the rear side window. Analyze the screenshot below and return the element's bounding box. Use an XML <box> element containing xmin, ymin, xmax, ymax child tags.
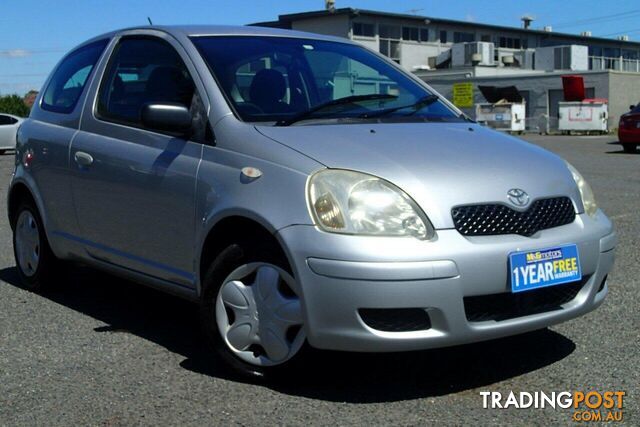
<box><xmin>96</xmin><ymin>36</ymin><xmax>195</xmax><ymax>127</ymax></box>
<box><xmin>0</xmin><ymin>115</ymin><xmax>18</xmax><ymax>125</ymax></box>
<box><xmin>41</xmin><ymin>39</ymin><xmax>108</xmax><ymax>114</ymax></box>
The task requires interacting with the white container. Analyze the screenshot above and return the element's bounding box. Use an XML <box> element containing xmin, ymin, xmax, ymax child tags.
<box><xmin>558</xmin><ymin>101</ymin><xmax>608</xmax><ymax>133</ymax></box>
<box><xmin>475</xmin><ymin>103</ymin><xmax>526</xmax><ymax>132</ymax></box>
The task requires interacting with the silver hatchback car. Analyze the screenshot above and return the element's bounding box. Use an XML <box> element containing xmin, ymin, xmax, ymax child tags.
<box><xmin>9</xmin><ymin>26</ymin><xmax>616</xmax><ymax>377</ymax></box>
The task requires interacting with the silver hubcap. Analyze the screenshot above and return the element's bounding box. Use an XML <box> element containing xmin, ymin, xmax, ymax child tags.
<box><xmin>215</xmin><ymin>263</ymin><xmax>305</xmax><ymax>366</ymax></box>
<box><xmin>15</xmin><ymin>210</ymin><xmax>40</xmax><ymax>277</ymax></box>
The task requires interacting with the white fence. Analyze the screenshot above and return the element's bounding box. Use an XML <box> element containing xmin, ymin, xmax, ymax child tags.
<box><xmin>589</xmin><ymin>56</ymin><xmax>640</xmax><ymax>72</ymax></box>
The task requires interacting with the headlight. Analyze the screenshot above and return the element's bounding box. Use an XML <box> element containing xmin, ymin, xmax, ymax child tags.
<box><xmin>566</xmin><ymin>162</ymin><xmax>598</xmax><ymax>217</ymax></box>
<box><xmin>308</xmin><ymin>169</ymin><xmax>434</xmax><ymax>239</ymax></box>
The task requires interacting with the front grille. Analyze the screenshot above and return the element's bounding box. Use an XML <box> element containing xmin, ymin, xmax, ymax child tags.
<box><xmin>358</xmin><ymin>308</ymin><xmax>431</xmax><ymax>332</ymax></box>
<box><xmin>452</xmin><ymin>197</ymin><xmax>576</xmax><ymax>237</ymax></box>
<box><xmin>464</xmin><ymin>276</ymin><xmax>589</xmax><ymax>322</ymax></box>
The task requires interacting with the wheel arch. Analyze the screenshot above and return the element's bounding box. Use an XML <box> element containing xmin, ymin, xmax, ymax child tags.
<box><xmin>8</xmin><ymin>181</ymin><xmax>38</xmax><ymax>229</ymax></box>
<box><xmin>197</xmin><ymin>214</ymin><xmax>291</xmax><ymax>295</ymax></box>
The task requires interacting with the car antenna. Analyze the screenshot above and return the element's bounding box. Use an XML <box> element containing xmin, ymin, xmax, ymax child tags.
<box><xmin>147</xmin><ymin>17</ymin><xmax>153</xmax><ymax>25</ymax></box>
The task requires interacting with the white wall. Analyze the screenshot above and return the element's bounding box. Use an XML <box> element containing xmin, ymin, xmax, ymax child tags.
<box><xmin>291</xmin><ymin>15</ymin><xmax>350</xmax><ymax>37</ymax></box>
<box><xmin>352</xmin><ymin>37</ymin><xmax>378</xmax><ymax>52</ymax></box>
<box><xmin>401</xmin><ymin>43</ymin><xmax>442</xmax><ymax>70</ymax></box>
<box><xmin>571</xmin><ymin>45</ymin><xmax>589</xmax><ymax>70</ymax></box>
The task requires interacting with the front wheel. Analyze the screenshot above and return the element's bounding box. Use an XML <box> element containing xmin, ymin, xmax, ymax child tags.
<box><xmin>622</xmin><ymin>143</ymin><xmax>637</xmax><ymax>153</ymax></box>
<box><xmin>12</xmin><ymin>199</ymin><xmax>62</xmax><ymax>291</ymax></box>
<box><xmin>200</xmin><ymin>241</ymin><xmax>307</xmax><ymax>379</ymax></box>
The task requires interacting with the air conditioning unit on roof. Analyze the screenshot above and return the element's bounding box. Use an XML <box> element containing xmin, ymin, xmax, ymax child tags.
<box><xmin>451</xmin><ymin>42</ymin><xmax>495</xmax><ymax>67</ymax></box>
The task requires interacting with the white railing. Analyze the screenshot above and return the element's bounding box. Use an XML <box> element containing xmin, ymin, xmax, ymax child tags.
<box><xmin>589</xmin><ymin>56</ymin><xmax>640</xmax><ymax>72</ymax></box>
<box><xmin>622</xmin><ymin>59</ymin><xmax>640</xmax><ymax>72</ymax></box>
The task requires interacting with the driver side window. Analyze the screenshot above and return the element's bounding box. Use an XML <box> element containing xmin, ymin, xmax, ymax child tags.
<box><xmin>97</xmin><ymin>36</ymin><xmax>197</xmax><ymax>128</ymax></box>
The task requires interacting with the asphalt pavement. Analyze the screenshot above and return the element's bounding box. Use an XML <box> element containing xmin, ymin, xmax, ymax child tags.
<box><xmin>0</xmin><ymin>135</ymin><xmax>638</xmax><ymax>425</ymax></box>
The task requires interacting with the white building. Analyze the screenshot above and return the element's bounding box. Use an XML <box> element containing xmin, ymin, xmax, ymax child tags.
<box><xmin>253</xmin><ymin>7</ymin><xmax>640</xmax><ymax>129</ymax></box>
<box><xmin>253</xmin><ymin>7</ymin><xmax>640</xmax><ymax>73</ymax></box>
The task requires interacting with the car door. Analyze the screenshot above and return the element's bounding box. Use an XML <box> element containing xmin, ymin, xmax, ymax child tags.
<box><xmin>21</xmin><ymin>39</ymin><xmax>109</xmax><ymax>250</ymax></box>
<box><xmin>70</xmin><ymin>34</ymin><xmax>210</xmax><ymax>289</ymax></box>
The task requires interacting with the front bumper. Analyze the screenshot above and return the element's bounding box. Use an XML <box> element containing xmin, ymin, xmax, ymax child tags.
<box><xmin>277</xmin><ymin>210</ymin><xmax>616</xmax><ymax>352</ymax></box>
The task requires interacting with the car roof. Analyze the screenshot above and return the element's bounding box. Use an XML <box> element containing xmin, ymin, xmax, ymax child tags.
<box><xmin>83</xmin><ymin>25</ymin><xmax>352</xmax><ymax>47</ymax></box>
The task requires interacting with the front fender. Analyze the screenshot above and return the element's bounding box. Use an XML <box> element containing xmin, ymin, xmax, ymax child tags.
<box><xmin>193</xmin><ymin>144</ymin><xmax>320</xmax><ymax>292</ymax></box>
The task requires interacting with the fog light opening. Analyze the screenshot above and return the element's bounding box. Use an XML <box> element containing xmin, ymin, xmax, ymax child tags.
<box><xmin>597</xmin><ymin>275</ymin><xmax>608</xmax><ymax>293</ymax></box>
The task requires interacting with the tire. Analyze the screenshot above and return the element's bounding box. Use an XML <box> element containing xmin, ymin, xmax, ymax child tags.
<box><xmin>200</xmin><ymin>239</ymin><xmax>307</xmax><ymax>379</ymax></box>
<box><xmin>622</xmin><ymin>143</ymin><xmax>637</xmax><ymax>153</ymax></box>
<box><xmin>11</xmin><ymin>198</ymin><xmax>62</xmax><ymax>291</ymax></box>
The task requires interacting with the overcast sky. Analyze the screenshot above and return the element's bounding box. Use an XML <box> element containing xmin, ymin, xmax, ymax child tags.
<box><xmin>1</xmin><ymin>0</ymin><xmax>639</xmax><ymax>95</ymax></box>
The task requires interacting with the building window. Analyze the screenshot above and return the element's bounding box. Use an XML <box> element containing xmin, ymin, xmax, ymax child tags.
<box><xmin>453</xmin><ymin>32</ymin><xmax>475</xmax><ymax>43</ymax></box>
<box><xmin>589</xmin><ymin>46</ymin><xmax>603</xmax><ymax>56</ymax></box>
<box><xmin>379</xmin><ymin>25</ymin><xmax>401</xmax><ymax>40</ymax></box>
<box><xmin>499</xmin><ymin>37</ymin><xmax>524</xmax><ymax>49</ymax></box>
<box><xmin>420</xmin><ymin>28</ymin><xmax>430</xmax><ymax>42</ymax></box>
<box><xmin>480</xmin><ymin>34</ymin><xmax>492</xmax><ymax>42</ymax></box>
<box><xmin>603</xmin><ymin>47</ymin><xmax>620</xmax><ymax>58</ymax></box>
<box><xmin>379</xmin><ymin>39</ymin><xmax>401</xmax><ymax>62</ymax></box>
<box><xmin>379</xmin><ymin>25</ymin><xmax>401</xmax><ymax>62</ymax></box>
<box><xmin>440</xmin><ymin>30</ymin><xmax>448</xmax><ymax>44</ymax></box>
<box><xmin>402</xmin><ymin>27</ymin><xmax>430</xmax><ymax>42</ymax></box>
<box><xmin>402</xmin><ymin>27</ymin><xmax>419</xmax><ymax>41</ymax></box>
<box><xmin>353</xmin><ymin>22</ymin><xmax>375</xmax><ymax>37</ymax></box>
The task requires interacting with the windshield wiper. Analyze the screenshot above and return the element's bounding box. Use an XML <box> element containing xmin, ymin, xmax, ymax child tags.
<box><xmin>358</xmin><ymin>94</ymin><xmax>441</xmax><ymax>119</ymax></box>
<box><xmin>275</xmin><ymin>94</ymin><xmax>398</xmax><ymax>126</ymax></box>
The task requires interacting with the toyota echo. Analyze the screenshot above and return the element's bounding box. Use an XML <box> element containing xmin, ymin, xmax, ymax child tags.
<box><xmin>8</xmin><ymin>26</ymin><xmax>616</xmax><ymax>377</ymax></box>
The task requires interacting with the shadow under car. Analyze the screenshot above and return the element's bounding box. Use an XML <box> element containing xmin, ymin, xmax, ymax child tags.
<box><xmin>0</xmin><ymin>265</ymin><xmax>576</xmax><ymax>403</ymax></box>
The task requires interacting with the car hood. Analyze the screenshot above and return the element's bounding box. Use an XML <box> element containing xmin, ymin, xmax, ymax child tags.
<box><xmin>256</xmin><ymin>122</ymin><xmax>581</xmax><ymax>229</ymax></box>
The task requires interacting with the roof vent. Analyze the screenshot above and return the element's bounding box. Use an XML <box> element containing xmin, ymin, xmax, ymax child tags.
<box><xmin>325</xmin><ymin>0</ymin><xmax>335</xmax><ymax>12</ymax></box>
<box><xmin>521</xmin><ymin>15</ymin><xmax>534</xmax><ymax>29</ymax></box>
<box><xmin>617</xmin><ymin>35</ymin><xmax>630</xmax><ymax>41</ymax></box>
<box><xmin>543</xmin><ymin>26</ymin><xmax>553</xmax><ymax>32</ymax></box>
<box><xmin>581</xmin><ymin>31</ymin><xmax>592</xmax><ymax>37</ymax></box>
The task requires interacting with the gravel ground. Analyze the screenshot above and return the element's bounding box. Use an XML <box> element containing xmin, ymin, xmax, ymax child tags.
<box><xmin>0</xmin><ymin>135</ymin><xmax>637</xmax><ymax>426</ymax></box>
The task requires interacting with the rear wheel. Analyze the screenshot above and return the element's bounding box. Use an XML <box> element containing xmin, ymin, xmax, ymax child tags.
<box><xmin>12</xmin><ymin>199</ymin><xmax>61</xmax><ymax>291</ymax></box>
<box><xmin>622</xmin><ymin>143</ymin><xmax>637</xmax><ymax>153</ymax></box>
<box><xmin>200</xmin><ymin>240</ymin><xmax>306</xmax><ymax>379</ymax></box>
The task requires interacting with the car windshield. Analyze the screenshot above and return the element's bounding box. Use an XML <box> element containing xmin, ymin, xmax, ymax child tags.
<box><xmin>191</xmin><ymin>36</ymin><xmax>462</xmax><ymax>124</ymax></box>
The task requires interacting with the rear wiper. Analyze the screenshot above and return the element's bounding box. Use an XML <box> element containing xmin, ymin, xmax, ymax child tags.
<box><xmin>358</xmin><ymin>94</ymin><xmax>440</xmax><ymax>119</ymax></box>
<box><xmin>275</xmin><ymin>94</ymin><xmax>398</xmax><ymax>126</ymax></box>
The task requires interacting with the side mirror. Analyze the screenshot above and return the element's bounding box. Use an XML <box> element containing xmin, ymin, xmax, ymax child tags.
<box><xmin>141</xmin><ymin>103</ymin><xmax>192</xmax><ymax>135</ymax></box>
<box><xmin>630</xmin><ymin>105</ymin><xmax>636</xmax><ymax>111</ymax></box>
